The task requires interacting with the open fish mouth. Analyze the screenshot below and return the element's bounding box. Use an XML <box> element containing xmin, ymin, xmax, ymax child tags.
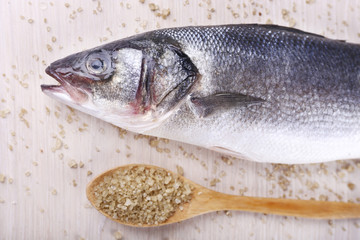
<box><xmin>41</xmin><ymin>66</ymin><xmax>89</xmax><ymax>103</ymax></box>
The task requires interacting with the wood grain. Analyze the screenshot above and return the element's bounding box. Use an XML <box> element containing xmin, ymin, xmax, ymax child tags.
<box><xmin>1</xmin><ymin>0</ymin><xmax>360</xmax><ymax>239</ymax></box>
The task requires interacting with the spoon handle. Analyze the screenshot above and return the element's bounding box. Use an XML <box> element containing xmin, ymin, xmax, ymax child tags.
<box><xmin>202</xmin><ymin>191</ymin><xmax>360</xmax><ymax>219</ymax></box>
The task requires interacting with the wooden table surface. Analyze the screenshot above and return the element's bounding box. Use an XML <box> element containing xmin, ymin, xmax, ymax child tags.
<box><xmin>1</xmin><ymin>0</ymin><xmax>360</xmax><ymax>239</ymax></box>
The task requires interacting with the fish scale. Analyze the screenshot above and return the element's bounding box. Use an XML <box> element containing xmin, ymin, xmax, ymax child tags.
<box><xmin>145</xmin><ymin>25</ymin><xmax>360</xmax><ymax>161</ymax></box>
<box><xmin>42</xmin><ymin>24</ymin><xmax>360</xmax><ymax>163</ymax></box>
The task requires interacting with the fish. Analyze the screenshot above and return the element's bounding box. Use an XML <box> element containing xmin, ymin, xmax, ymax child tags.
<box><xmin>41</xmin><ymin>24</ymin><xmax>360</xmax><ymax>164</ymax></box>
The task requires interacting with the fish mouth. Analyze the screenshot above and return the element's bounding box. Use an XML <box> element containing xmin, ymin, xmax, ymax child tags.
<box><xmin>41</xmin><ymin>66</ymin><xmax>89</xmax><ymax>103</ymax></box>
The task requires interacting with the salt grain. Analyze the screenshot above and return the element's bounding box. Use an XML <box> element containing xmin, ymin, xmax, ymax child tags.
<box><xmin>149</xmin><ymin>3</ymin><xmax>158</xmax><ymax>11</ymax></box>
<box><xmin>348</xmin><ymin>182</ymin><xmax>355</xmax><ymax>191</ymax></box>
<box><xmin>19</xmin><ymin>108</ymin><xmax>30</xmax><ymax>128</ymax></box>
<box><xmin>0</xmin><ymin>109</ymin><xmax>10</xmax><ymax>118</ymax></box>
<box><xmin>68</xmin><ymin>160</ymin><xmax>78</xmax><ymax>169</ymax></box>
<box><xmin>210</xmin><ymin>178</ymin><xmax>220</xmax><ymax>187</ymax></box>
<box><xmin>51</xmin><ymin>137</ymin><xmax>63</xmax><ymax>152</ymax></box>
<box><xmin>0</xmin><ymin>174</ymin><xmax>6</xmax><ymax>183</ymax></box>
<box><xmin>113</xmin><ymin>230</ymin><xmax>122</xmax><ymax>240</ymax></box>
<box><xmin>176</xmin><ymin>165</ymin><xmax>184</xmax><ymax>176</ymax></box>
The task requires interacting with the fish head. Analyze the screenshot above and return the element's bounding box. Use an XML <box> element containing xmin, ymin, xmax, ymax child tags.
<box><xmin>41</xmin><ymin>37</ymin><xmax>199</xmax><ymax>132</ymax></box>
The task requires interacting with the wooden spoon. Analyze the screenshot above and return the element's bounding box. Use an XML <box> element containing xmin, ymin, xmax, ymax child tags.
<box><xmin>86</xmin><ymin>164</ymin><xmax>360</xmax><ymax>227</ymax></box>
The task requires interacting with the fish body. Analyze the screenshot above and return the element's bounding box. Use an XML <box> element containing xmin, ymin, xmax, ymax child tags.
<box><xmin>41</xmin><ymin>25</ymin><xmax>360</xmax><ymax>163</ymax></box>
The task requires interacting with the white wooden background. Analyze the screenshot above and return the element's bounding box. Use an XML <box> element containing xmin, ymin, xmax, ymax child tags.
<box><xmin>1</xmin><ymin>0</ymin><xmax>360</xmax><ymax>239</ymax></box>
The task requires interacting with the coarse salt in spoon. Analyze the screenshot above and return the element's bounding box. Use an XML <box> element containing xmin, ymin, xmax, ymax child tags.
<box><xmin>86</xmin><ymin>164</ymin><xmax>360</xmax><ymax>227</ymax></box>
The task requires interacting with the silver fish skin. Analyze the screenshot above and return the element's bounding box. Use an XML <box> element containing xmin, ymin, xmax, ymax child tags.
<box><xmin>41</xmin><ymin>24</ymin><xmax>360</xmax><ymax>163</ymax></box>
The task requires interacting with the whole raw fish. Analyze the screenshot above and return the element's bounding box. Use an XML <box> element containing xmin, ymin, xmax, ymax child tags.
<box><xmin>41</xmin><ymin>25</ymin><xmax>360</xmax><ymax>163</ymax></box>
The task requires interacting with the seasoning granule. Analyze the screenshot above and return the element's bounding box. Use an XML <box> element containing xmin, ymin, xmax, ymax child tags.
<box><xmin>0</xmin><ymin>174</ymin><xmax>6</xmax><ymax>183</ymax></box>
<box><xmin>92</xmin><ymin>166</ymin><xmax>192</xmax><ymax>225</ymax></box>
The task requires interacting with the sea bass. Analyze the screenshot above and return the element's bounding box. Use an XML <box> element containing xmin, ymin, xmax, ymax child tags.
<box><xmin>41</xmin><ymin>24</ymin><xmax>360</xmax><ymax>164</ymax></box>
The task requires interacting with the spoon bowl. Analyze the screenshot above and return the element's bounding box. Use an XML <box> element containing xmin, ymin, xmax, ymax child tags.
<box><xmin>87</xmin><ymin>164</ymin><xmax>360</xmax><ymax>227</ymax></box>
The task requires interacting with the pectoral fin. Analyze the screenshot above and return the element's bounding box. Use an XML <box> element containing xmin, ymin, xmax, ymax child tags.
<box><xmin>188</xmin><ymin>93</ymin><xmax>264</xmax><ymax>118</ymax></box>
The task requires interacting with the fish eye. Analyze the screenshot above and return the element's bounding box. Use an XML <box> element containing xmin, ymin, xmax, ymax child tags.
<box><xmin>90</xmin><ymin>59</ymin><xmax>103</xmax><ymax>70</ymax></box>
<box><xmin>87</xmin><ymin>58</ymin><xmax>106</xmax><ymax>74</ymax></box>
<box><xmin>86</xmin><ymin>55</ymin><xmax>108</xmax><ymax>75</ymax></box>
